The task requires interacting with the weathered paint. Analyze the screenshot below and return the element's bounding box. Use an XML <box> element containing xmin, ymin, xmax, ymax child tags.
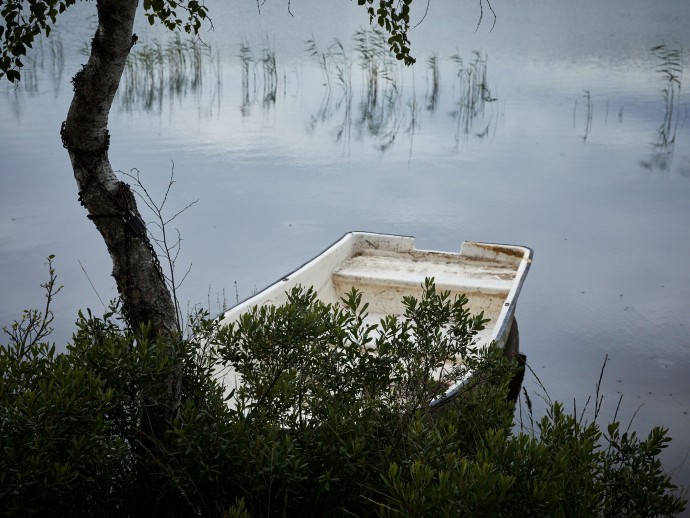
<box><xmin>216</xmin><ymin>232</ymin><xmax>532</xmax><ymax>405</ymax></box>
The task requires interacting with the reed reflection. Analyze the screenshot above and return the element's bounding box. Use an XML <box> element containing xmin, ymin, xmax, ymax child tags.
<box><xmin>640</xmin><ymin>44</ymin><xmax>683</xmax><ymax>174</ymax></box>
<box><xmin>116</xmin><ymin>34</ymin><xmax>222</xmax><ymax>115</ymax></box>
<box><xmin>2</xmin><ymin>32</ymin><xmax>65</xmax><ymax>98</ymax></box>
<box><xmin>303</xmin><ymin>29</ymin><xmax>497</xmax><ymax>154</ymax></box>
<box><xmin>449</xmin><ymin>50</ymin><xmax>496</xmax><ymax>147</ymax></box>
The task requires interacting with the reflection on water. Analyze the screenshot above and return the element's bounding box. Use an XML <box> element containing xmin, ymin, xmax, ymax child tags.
<box><xmin>1</xmin><ymin>0</ymin><xmax>690</xmax><ymax>491</ymax></box>
<box><xmin>136</xmin><ymin>27</ymin><xmax>500</xmax><ymax>154</ymax></box>
<box><xmin>306</xmin><ymin>37</ymin><xmax>353</xmax><ymax>148</ymax></box>
<box><xmin>353</xmin><ymin>28</ymin><xmax>405</xmax><ymax>150</ymax></box>
<box><xmin>4</xmin><ymin>33</ymin><xmax>65</xmax><ymax>98</ymax></box>
<box><xmin>305</xmin><ymin>28</ymin><xmax>411</xmax><ymax>152</ymax></box>
<box><xmin>19</xmin><ymin>28</ymin><xmax>687</xmax><ymax>164</ymax></box>
<box><xmin>114</xmin><ymin>34</ymin><xmax>222</xmax><ymax>115</ymax></box>
<box><xmin>573</xmin><ymin>89</ymin><xmax>594</xmax><ymax>143</ymax></box>
<box><xmin>425</xmin><ymin>54</ymin><xmax>439</xmax><ymax>111</ymax></box>
<box><xmin>449</xmin><ymin>50</ymin><xmax>496</xmax><ymax>146</ymax></box>
<box><xmin>304</xmin><ymin>29</ymin><xmax>498</xmax><ymax>153</ymax></box>
<box><xmin>640</xmin><ymin>44</ymin><xmax>684</xmax><ymax>174</ymax></box>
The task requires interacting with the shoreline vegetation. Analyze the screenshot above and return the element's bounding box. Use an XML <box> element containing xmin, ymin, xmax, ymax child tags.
<box><xmin>1</xmin><ymin>262</ymin><xmax>686</xmax><ymax>516</ymax></box>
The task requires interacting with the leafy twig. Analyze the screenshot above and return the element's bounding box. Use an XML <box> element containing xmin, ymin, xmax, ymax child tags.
<box><xmin>2</xmin><ymin>255</ymin><xmax>62</xmax><ymax>357</ymax></box>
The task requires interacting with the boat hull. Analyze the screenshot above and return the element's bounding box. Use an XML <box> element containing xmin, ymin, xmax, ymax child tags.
<box><xmin>216</xmin><ymin>232</ymin><xmax>532</xmax><ymax>404</ymax></box>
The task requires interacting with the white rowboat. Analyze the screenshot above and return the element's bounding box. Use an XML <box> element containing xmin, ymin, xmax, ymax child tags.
<box><xmin>217</xmin><ymin>232</ymin><xmax>532</xmax><ymax>405</ymax></box>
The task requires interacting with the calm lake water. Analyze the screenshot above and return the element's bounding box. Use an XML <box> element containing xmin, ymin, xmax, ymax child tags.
<box><xmin>2</xmin><ymin>0</ymin><xmax>689</xmax><ymax>490</ymax></box>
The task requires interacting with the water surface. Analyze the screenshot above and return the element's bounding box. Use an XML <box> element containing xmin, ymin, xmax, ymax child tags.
<box><xmin>1</xmin><ymin>0</ymin><xmax>689</xmax><ymax>490</ymax></box>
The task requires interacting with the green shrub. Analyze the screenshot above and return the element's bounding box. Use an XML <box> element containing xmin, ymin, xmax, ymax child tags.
<box><xmin>0</xmin><ymin>312</ymin><xmax>133</xmax><ymax>515</ymax></box>
<box><xmin>380</xmin><ymin>403</ymin><xmax>685</xmax><ymax>517</ymax></box>
<box><xmin>1</xmin><ymin>272</ymin><xmax>686</xmax><ymax>516</ymax></box>
<box><xmin>211</xmin><ymin>280</ymin><xmax>503</xmax><ymax>515</ymax></box>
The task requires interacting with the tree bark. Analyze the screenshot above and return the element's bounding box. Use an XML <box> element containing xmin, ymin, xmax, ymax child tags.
<box><xmin>61</xmin><ymin>0</ymin><xmax>181</xmax><ymax>447</ymax></box>
<box><xmin>63</xmin><ymin>0</ymin><xmax>178</xmax><ymax>338</ymax></box>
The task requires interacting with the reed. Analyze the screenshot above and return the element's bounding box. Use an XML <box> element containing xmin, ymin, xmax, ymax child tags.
<box><xmin>581</xmin><ymin>89</ymin><xmax>593</xmax><ymax>142</ymax></box>
<box><xmin>329</xmin><ymin>39</ymin><xmax>353</xmax><ymax>146</ymax></box>
<box><xmin>426</xmin><ymin>53</ymin><xmax>439</xmax><ymax>111</ymax></box>
<box><xmin>353</xmin><ymin>27</ymin><xmax>399</xmax><ymax>113</ymax></box>
<box><xmin>306</xmin><ymin>36</ymin><xmax>358</xmax><ymax>150</ymax></box>
<box><xmin>235</xmin><ymin>38</ymin><xmax>283</xmax><ymax>114</ymax></box>
<box><xmin>330</xmin><ymin>39</ymin><xmax>352</xmax><ymax>96</ymax></box>
<box><xmin>48</xmin><ymin>34</ymin><xmax>64</xmax><ymax>89</ymax></box>
<box><xmin>232</xmin><ymin>32</ymin><xmax>498</xmax><ymax>151</ymax></box>
<box><xmin>352</xmin><ymin>27</ymin><xmax>404</xmax><ymax>143</ymax></box>
<box><xmin>304</xmin><ymin>32</ymin><xmax>498</xmax><ymax>151</ymax></box>
<box><xmin>260</xmin><ymin>39</ymin><xmax>278</xmax><ymax>106</ymax></box>
<box><xmin>450</xmin><ymin>50</ymin><xmax>495</xmax><ymax>144</ymax></box>
<box><xmin>238</xmin><ymin>40</ymin><xmax>254</xmax><ymax>116</ymax></box>
<box><xmin>640</xmin><ymin>44</ymin><xmax>684</xmax><ymax>172</ymax></box>
<box><xmin>4</xmin><ymin>31</ymin><xmax>65</xmax><ymax>95</ymax></box>
<box><xmin>306</xmin><ymin>37</ymin><xmax>332</xmax><ymax>89</ymax></box>
<box><xmin>118</xmin><ymin>35</ymin><xmax>216</xmax><ymax>113</ymax></box>
<box><xmin>653</xmin><ymin>44</ymin><xmax>682</xmax><ymax>147</ymax></box>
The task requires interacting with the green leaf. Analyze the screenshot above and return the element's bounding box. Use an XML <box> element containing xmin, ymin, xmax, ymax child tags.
<box><xmin>7</xmin><ymin>69</ymin><xmax>20</xmax><ymax>82</ymax></box>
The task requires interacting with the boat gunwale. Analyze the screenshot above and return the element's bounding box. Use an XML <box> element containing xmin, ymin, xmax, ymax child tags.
<box><xmin>217</xmin><ymin>231</ymin><xmax>533</xmax><ymax>407</ymax></box>
<box><xmin>221</xmin><ymin>231</ymin><xmax>532</xmax><ymax>318</ymax></box>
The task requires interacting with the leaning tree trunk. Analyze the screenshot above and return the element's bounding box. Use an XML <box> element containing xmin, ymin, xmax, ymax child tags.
<box><xmin>62</xmin><ymin>1</ymin><xmax>177</xmax><ymax>336</ymax></box>
<box><xmin>60</xmin><ymin>0</ymin><xmax>181</xmax><ymax>454</ymax></box>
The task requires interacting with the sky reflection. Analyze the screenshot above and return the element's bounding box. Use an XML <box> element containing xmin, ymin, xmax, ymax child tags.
<box><xmin>1</xmin><ymin>0</ymin><xmax>690</xmax><ymax>491</ymax></box>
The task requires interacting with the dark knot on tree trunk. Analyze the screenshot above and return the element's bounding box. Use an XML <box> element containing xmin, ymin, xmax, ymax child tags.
<box><xmin>60</xmin><ymin>121</ymin><xmax>111</xmax><ymax>160</ymax></box>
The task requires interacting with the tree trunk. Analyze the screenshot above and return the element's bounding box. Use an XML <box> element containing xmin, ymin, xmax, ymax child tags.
<box><xmin>61</xmin><ymin>0</ymin><xmax>181</xmax><ymax>448</ymax></box>
<box><xmin>63</xmin><ymin>1</ymin><xmax>178</xmax><ymax>337</ymax></box>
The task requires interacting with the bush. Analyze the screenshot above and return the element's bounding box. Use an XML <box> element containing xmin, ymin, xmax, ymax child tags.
<box><xmin>0</xmin><ymin>272</ymin><xmax>686</xmax><ymax>516</ymax></box>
